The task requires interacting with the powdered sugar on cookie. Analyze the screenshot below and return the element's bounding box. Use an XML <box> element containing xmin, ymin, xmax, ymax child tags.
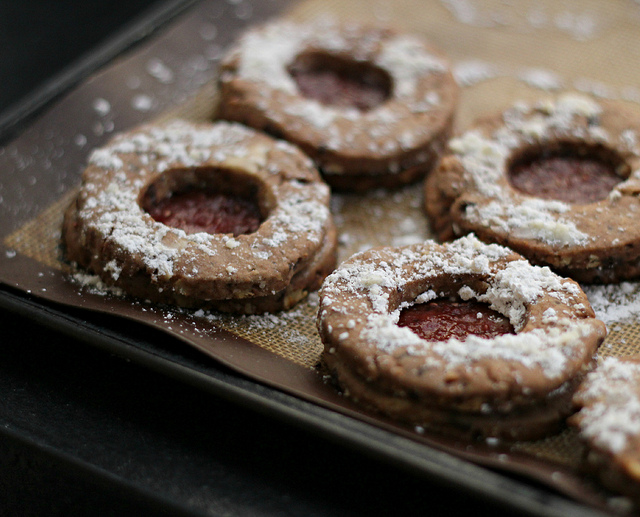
<box><xmin>573</xmin><ymin>356</ymin><xmax>640</xmax><ymax>453</ymax></box>
<box><xmin>426</xmin><ymin>93</ymin><xmax>640</xmax><ymax>283</ymax></box>
<box><xmin>319</xmin><ymin>235</ymin><xmax>604</xmax><ymax>440</ymax></box>
<box><xmin>76</xmin><ymin>120</ymin><xmax>331</xmax><ymax>280</ymax></box>
<box><xmin>319</xmin><ymin>235</ymin><xmax>603</xmax><ymax>380</ymax></box>
<box><xmin>218</xmin><ymin>17</ymin><xmax>457</xmax><ymax>189</ymax></box>
<box><xmin>464</xmin><ymin>198</ymin><xmax>589</xmax><ymax>247</ymax></box>
<box><xmin>64</xmin><ymin>119</ymin><xmax>337</xmax><ymax>313</ymax></box>
<box><xmin>228</xmin><ymin>18</ymin><xmax>448</xmax><ymax>124</ymax></box>
<box><xmin>447</xmin><ymin>94</ymin><xmax>618</xmax><ymax>247</ymax></box>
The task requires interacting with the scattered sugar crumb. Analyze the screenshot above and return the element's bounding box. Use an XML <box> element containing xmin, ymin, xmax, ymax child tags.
<box><xmin>132</xmin><ymin>94</ymin><xmax>154</xmax><ymax>112</ymax></box>
<box><xmin>453</xmin><ymin>60</ymin><xmax>501</xmax><ymax>87</ymax></box>
<box><xmin>554</xmin><ymin>10</ymin><xmax>599</xmax><ymax>42</ymax></box>
<box><xmin>573</xmin><ymin>77</ymin><xmax>616</xmax><ymax>99</ymax></box>
<box><xmin>70</xmin><ymin>271</ymin><xmax>125</xmax><ymax>297</ymax></box>
<box><xmin>92</xmin><ymin>98</ymin><xmax>111</xmax><ymax>116</ymax></box>
<box><xmin>518</xmin><ymin>68</ymin><xmax>563</xmax><ymax>91</ymax></box>
<box><xmin>584</xmin><ymin>282</ymin><xmax>640</xmax><ymax>327</ymax></box>
<box><xmin>439</xmin><ymin>0</ymin><xmax>481</xmax><ymax>26</ymax></box>
<box><xmin>146</xmin><ymin>58</ymin><xmax>175</xmax><ymax>84</ymax></box>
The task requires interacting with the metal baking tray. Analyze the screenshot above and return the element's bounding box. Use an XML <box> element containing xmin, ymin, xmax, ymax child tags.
<box><xmin>0</xmin><ymin>1</ymin><xmax>619</xmax><ymax>515</ymax></box>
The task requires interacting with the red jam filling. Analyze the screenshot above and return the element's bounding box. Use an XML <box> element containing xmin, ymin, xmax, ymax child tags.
<box><xmin>288</xmin><ymin>53</ymin><xmax>391</xmax><ymax>111</ymax></box>
<box><xmin>509</xmin><ymin>152</ymin><xmax>621</xmax><ymax>204</ymax></box>
<box><xmin>146</xmin><ymin>190</ymin><xmax>262</xmax><ymax>236</ymax></box>
<box><xmin>398</xmin><ymin>299</ymin><xmax>514</xmax><ymax>342</ymax></box>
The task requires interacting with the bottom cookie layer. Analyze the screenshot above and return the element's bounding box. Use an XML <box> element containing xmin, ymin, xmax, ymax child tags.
<box><xmin>325</xmin><ymin>352</ymin><xmax>588</xmax><ymax>442</ymax></box>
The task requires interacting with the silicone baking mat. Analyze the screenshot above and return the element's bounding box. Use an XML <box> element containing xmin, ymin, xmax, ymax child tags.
<box><xmin>3</xmin><ymin>0</ymin><xmax>640</xmax><ymax>514</ymax></box>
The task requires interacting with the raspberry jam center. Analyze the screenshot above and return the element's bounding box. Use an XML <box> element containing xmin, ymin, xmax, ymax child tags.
<box><xmin>146</xmin><ymin>190</ymin><xmax>262</xmax><ymax>236</ymax></box>
<box><xmin>398</xmin><ymin>299</ymin><xmax>514</xmax><ymax>342</ymax></box>
<box><xmin>509</xmin><ymin>150</ymin><xmax>622</xmax><ymax>204</ymax></box>
<box><xmin>288</xmin><ymin>52</ymin><xmax>392</xmax><ymax>111</ymax></box>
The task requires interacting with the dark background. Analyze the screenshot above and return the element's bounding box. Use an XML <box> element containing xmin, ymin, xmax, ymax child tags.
<box><xmin>0</xmin><ymin>1</ymin><xmax>552</xmax><ymax>515</ymax></box>
<box><xmin>0</xmin><ymin>1</ymin><xmax>165</xmax><ymax>115</ymax></box>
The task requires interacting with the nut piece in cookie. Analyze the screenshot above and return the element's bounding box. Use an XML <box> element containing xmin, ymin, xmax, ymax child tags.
<box><xmin>217</xmin><ymin>18</ymin><xmax>458</xmax><ymax>191</ymax></box>
<box><xmin>317</xmin><ymin>234</ymin><xmax>605</xmax><ymax>441</ymax></box>
<box><xmin>63</xmin><ymin>120</ymin><xmax>337</xmax><ymax>314</ymax></box>
<box><xmin>570</xmin><ymin>356</ymin><xmax>640</xmax><ymax>507</ymax></box>
<box><xmin>425</xmin><ymin>94</ymin><xmax>640</xmax><ymax>283</ymax></box>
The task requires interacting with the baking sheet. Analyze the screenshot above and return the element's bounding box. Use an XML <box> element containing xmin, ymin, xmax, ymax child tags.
<box><xmin>3</xmin><ymin>0</ymin><xmax>640</xmax><ymax>515</ymax></box>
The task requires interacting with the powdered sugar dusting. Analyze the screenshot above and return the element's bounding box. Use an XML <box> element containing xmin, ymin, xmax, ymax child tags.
<box><xmin>465</xmin><ymin>199</ymin><xmax>589</xmax><ymax>247</ymax></box>
<box><xmin>367</xmin><ymin>316</ymin><xmax>589</xmax><ymax>379</ymax></box>
<box><xmin>320</xmin><ymin>235</ymin><xmax>594</xmax><ymax>379</ymax></box>
<box><xmin>439</xmin><ymin>0</ymin><xmax>606</xmax><ymax>41</ymax></box>
<box><xmin>519</xmin><ymin>68</ymin><xmax>563</xmax><ymax>91</ymax></box>
<box><xmin>70</xmin><ymin>271</ymin><xmax>126</xmax><ymax>297</ymax></box>
<box><xmin>584</xmin><ymin>282</ymin><xmax>640</xmax><ymax>327</ymax></box>
<box><xmin>221</xmin><ymin>18</ymin><xmax>453</xmax><ymax>159</ymax></box>
<box><xmin>574</xmin><ymin>357</ymin><xmax>640</xmax><ymax>453</ymax></box>
<box><xmin>453</xmin><ymin>60</ymin><xmax>501</xmax><ymax>87</ymax></box>
<box><xmin>375</xmin><ymin>34</ymin><xmax>448</xmax><ymax>97</ymax></box>
<box><xmin>448</xmin><ymin>94</ymin><xmax>626</xmax><ymax>247</ymax></box>
<box><xmin>232</xmin><ymin>19</ymin><xmax>447</xmax><ymax>104</ymax></box>
<box><xmin>480</xmin><ymin>258</ymin><xmax>581</xmax><ymax>325</ymax></box>
<box><xmin>91</xmin><ymin>120</ymin><xmax>251</xmax><ymax>169</ymax></box>
<box><xmin>73</xmin><ymin>120</ymin><xmax>332</xmax><ymax>290</ymax></box>
<box><xmin>234</xmin><ymin>20</ymin><xmax>302</xmax><ymax>94</ymax></box>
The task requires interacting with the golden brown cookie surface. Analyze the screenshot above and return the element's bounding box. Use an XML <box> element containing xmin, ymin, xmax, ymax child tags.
<box><xmin>63</xmin><ymin>120</ymin><xmax>337</xmax><ymax>314</ymax></box>
<box><xmin>425</xmin><ymin>94</ymin><xmax>640</xmax><ymax>283</ymax></box>
<box><xmin>217</xmin><ymin>18</ymin><xmax>458</xmax><ymax>191</ymax></box>
<box><xmin>317</xmin><ymin>235</ymin><xmax>605</xmax><ymax>440</ymax></box>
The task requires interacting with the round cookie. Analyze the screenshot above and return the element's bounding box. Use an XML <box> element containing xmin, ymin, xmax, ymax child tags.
<box><xmin>317</xmin><ymin>234</ymin><xmax>606</xmax><ymax>440</ymax></box>
<box><xmin>570</xmin><ymin>356</ymin><xmax>640</xmax><ymax>506</ymax></box>
<box><xmin>425</xmin><ymin>93</ymin><xmax>640</xmax><ymax>283</ymax></box>
<box><xmin>216</xmin><ymin>18</ymin><xmax>458</xmax><ymax>191</ymax></box>
<box><xmin>63</xmin><ymin>120</ymin><xmax>337</xmax><ymax>314</ymax></box>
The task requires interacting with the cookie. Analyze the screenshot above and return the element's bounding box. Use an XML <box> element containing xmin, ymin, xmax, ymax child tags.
<box><xmin>570</xmin><ymin>356</ymin><xmax>640</xmax><ymax>506</ymax></box>
<box><xmin>63</xmin><ymin>120</ymin><xmax>337</xmax><ymax>314</ymax></box>
<box><xmin>425</xmin><ymin>93</ymin><xmax>640</xmax><ymax>283</ymax></box>
<box><xmin>216</xmin><ymin>18</ymin><xmax>458</xmax><ymax>191</ymax></box>
<box><xmin>317</xmin><ymin>234</ymin><xmax>606</xmax><ymax>440</ymax></box>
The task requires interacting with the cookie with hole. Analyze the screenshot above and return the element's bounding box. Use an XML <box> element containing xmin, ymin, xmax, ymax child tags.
<box><xmin>216</xmin><ymin>18</ymin><xmax>458</xmax><ymax>191</ymax></box>
<box><xmin>425</xmin><ymin>94</ymin><xmax>640</xmax><ymax>283</ymax></box>
<box><xmin>317</xmin><ymin>235</ymin><xmax>606</xmax><ymax>441</ymax></box>
<box><xmin>62</xmin><ymin>119</ymin><xmax>337</xmax><ymax>314</ymax></box>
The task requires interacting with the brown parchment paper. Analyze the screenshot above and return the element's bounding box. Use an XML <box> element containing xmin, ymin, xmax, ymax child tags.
<box><xmin>4</xmin><ymin>0</ymin><xmax>640</xmax><ymax>514</ymax></box>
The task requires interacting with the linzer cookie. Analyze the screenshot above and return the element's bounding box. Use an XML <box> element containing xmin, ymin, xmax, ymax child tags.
<box><xmin>63</xmin><ymin>120</ymin><xmax>337</xmax><ymax>314</ymax></box>
<box><xmin>570</xmin><ymin>356</ymin><xmax>640</xmax><ymax>506</ymax></box>
<box><xmin>317</xmin><ymin>235</ymin><xmax>605</xmax><ymax>440</ymax></box>
<box><xmin>216</xmin><ymin>18</ymin><xmax>458</xmax><ymax>190</ymax></box>
<box><xmin>425</xmin><ymin>94</ymin><xmax>640</xmax><ymax>283</ymax></box>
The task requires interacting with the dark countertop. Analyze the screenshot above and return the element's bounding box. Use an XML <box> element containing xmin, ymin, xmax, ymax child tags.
<box><xmin>0</xmin><ymin>2</ymin><xmax>570</xmax><ymax>515</ymax></box>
